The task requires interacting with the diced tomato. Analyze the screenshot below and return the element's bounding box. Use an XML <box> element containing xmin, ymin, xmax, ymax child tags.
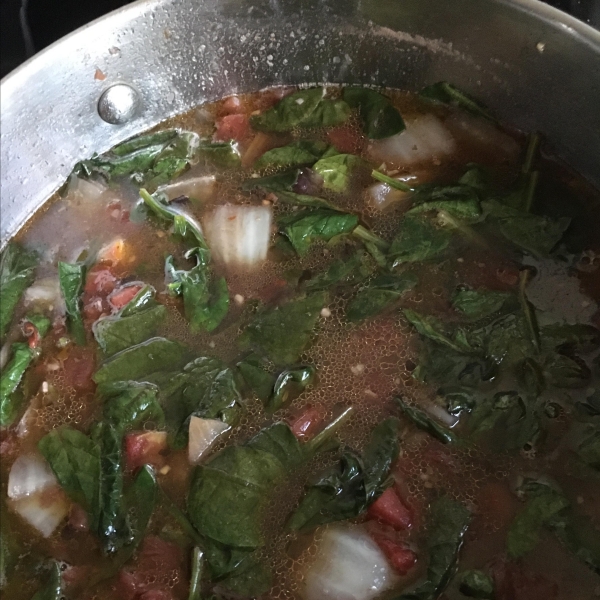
<box><xmin>372</xmin><ymin>536</ymin><xmax>417</xmax><ymax>575</ymax></box>
<box><xmin>124</xmin><ymin>431</ymin><xmax>168</xmax><ymax>471</ymax></box>
<box><xmin>495</xmin><ymin>265</ymin><xmax>520</xmax><ymax>287</ymax></box>
<box><xmin>109</xmin><ymin>284</ymin><xmax>144</xmax><ymax>311</ymax></box>
<box><xmin>84</xmin><ymin>265</ymin><xmax>118</xmax><ymax>297</ymax></box>
<box><xmin>62</xmin><ymin>564</ymin><xmax>93</xmax><ymax>594</ymax></box>
<box><xmin>289</xmin><ymin>405</ymin><xmax>324</xmax><ymax>440</ymax></box>
<box><xmin>367</xmin><ymin>487</ymin><xmax>413</xmax><ymax>530</ymax></box>
<box><xmin>82</xmin><ymin>296</ymin><xmax>108</xmax><ymax>323</ymax></box>
<box><xmin>62</xmin><ymin>346</ymin><xmax>96</xmax><ymax>392</ymax></box>
<box><xmin>327</xmin><ymin>125</ymin><xmax>365</xmax><ymax>155</ymax></box>
<box><xmin>116</xmin><ymin>536</ymin><xmax>186</xmax><ymax>600</ymax></box>
<box><xmin>490</xmin><ymin>559</ymin><xmax>558</xmax><ymax>600</ymax></box>
<box><xmin>213</xmin><ymin>113</ymin><xmax>249</xmax><ymax>143</ymax></box>
<box><xmin>0</xmin><ymin>428</ymin><xmax>18</xmax><ymax>457</ymax></box>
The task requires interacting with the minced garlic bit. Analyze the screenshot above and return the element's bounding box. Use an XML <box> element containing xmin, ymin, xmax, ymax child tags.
<box><xmin>159</xmin><ymin>465</ymin><xmax>171</xmax><ymax>475</ymax></box>
<box><xmin>41</xmin><ymin>382</ymin><xmax>49</xmax><ymax>394</ymax></box>
<box><xmin>234</xmin><ymin>294</ymin><xmax>245</xmax><ymax>306</ymax></box>
<box><xmin>320</xmin><ymin>307</ymin><xmax>332</xmax><ymax>318</ymax></box>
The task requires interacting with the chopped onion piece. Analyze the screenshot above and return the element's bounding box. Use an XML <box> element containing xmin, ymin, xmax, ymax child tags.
<box><xmin>366</xmin><ymin>182</ymin><xmax>410</xmax><ymax>211</ymax></box>
<box><xmin>0</xmin><ymin>343</ymin><xmax>11</xmax><ymax>371</ymax></box>
<box><xmin>367</xmin><ymin>115</ymin><xmax>455</xmax><ymax>167</ymax></box>
<box><xmin>24</xmin><ymin>277</ymin><xmax>65</xmax><ymax>315</ymax></box>
<box><xmin>303</xmin><ymin>526</ymin><xmax>398</xmax><ymax>600</ymax></box>
<box><xmin>188</xmin><ymin>417</ymin><xmax>230</xmax><ymax>464</ymax></box>
<box><xmin>10</xmin><ymin>487</ymin><xmax>70</xmax><ymax>538</ymax></box>
<box><xmin>8</xmin><ymin>454</ymin><xmax>57</xmax><ymax>499</ymax></box>
<box><xmin>157</xmin><ymin>176</ymin><xmax>217</xmax><ymax>203</ymax></box>
<box><xmin>203</xmin><ymin>204</ymin><xmax>272</xmax><ymax>269</ymax></box>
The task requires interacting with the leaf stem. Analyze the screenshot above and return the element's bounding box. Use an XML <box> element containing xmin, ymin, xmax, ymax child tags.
<box><xmin>159</xmin><ymin>486</ymin><xmax>205</xmax><ymax>547</ymax></box>
<box><xmin>305</xmin><ymin>405</ymin><xmax>354</xmax><ymax>455</ymax></box>
<box><xmin>188</xmin><ymin>546</ymin><xmax>205</xmax><ymax>600</ymax></box>
<box><xmin>353</xmin><ymin>225</ymin><xmax>390</xmax><ymax>250</ymax></box>
<box><xmin>518</xmin><ymin>267</ymin><xmax>541</xmax><ymax>353</ymax></box>
<box><xmin>371</xmin><ymin>169</ymin><xmax>414</xmax><ymax>192</ymax></box>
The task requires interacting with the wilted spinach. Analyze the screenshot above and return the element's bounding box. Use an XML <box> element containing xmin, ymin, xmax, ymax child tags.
<box><xmin>197</xmin><ymin>139</ymin><xmax>241</xmax><ymax>168</ymax></box>
<box><xmin>268</xmin><ymin>365</ymin><xmax>316</xmax><ymax>412</ymax></box>
<box><xmin>458</xmin><ymin>570</ymin><xmax>494</xmax><ymax>598</ymax></box>
<box><xmin>395</xmin><ymin>396</ymin><xmax>456</xmax><ymax>444</ymax></box>
<box><xmin>304</xmin><ymin>249</ymin><xmax>375</xmax><ymax>292</ymax></box>
<box><xmin>95</xmin><ymin>384</ymin><xmax>163</xmax><ymax>553</ymax></box>
<box><xmin>452</xmin><ymin>287</ymin><xmax>512</xmax><ymax>321</ymax></box>
<box><xmin>38</xmin><ymin>427</ymin><xmax>101</xmax><ymax>529</ymax></box>
<box><xmin>0</xmin><ymin>243</ymin><xmax>37</xmax><ymax>341</ymax></box>
<box><xmin>160</xmin><ymin>356</ymin><xmax>243</xmax><ymax>448</ymax></box>
<box><xmin>76</xmin><ymin>130</ymin><xmax>199</xmax><ymax>190</ymax></box>
<box><xmin>239</xmin><ymin>292</ymin><xmax>326</xmax><ymax>365</ymax></box>
<box><xmin>236</xmin><ymin>352</ymin><xmax>275</xmax><ymax>402</ymax></box>
<box><xmin>278</xmin><ymin>209</ymin><xmax>359</xmax><ymax>255</ymax></box>
<box><xmin>93</xmin><ymin>337</ymin><xmax>189</xmax><ymax>385</ymax></box>
<box><xmin>483</xmin><ymin>199</ymin><xmax>570</xmax><ymax>257</ymax></box>
<box><xmin>58</xmin><ymin>261</ymin><xmax>86</xmax><ymax>345</ymax></box>
<box><xmin>396</xmin><ymin>496</ymin><xmax>471</xmax><ymax>600</ymax></box>
<box><xmin>403</xmin><ymin>309</ymin><xmax>475</xmax><ymax>354</ymax></box>
<box><xmin>250</xmin><ymin>88</ymin><xmax>350</xmax><ymax>132</ymax></box>
<box><xmin>389</xmin><ymin>216</ymin><xmax>452</xmax><ymax>266</ymax></box>
<box><xmin>93</xmin><ymin>285</ymin><xmax>167</xmax><ymax>357</ymax></box>
<box><xmin>420</xmin><ymin>81</ymin><xmax>493</xmax><ymax>121</ymax></box>
<box><xmin>287</xmin><ymin>418</ymin><xmax>399</xmax><ymax>531</ymax></box>
<box><xmin>342</xmin><ymin>87</ymin><xmax>405</xmax><ymax>139</ymax></box>
<box><xmin>31</xmin><ymin>561</ymin><xmax>62</xmax><ymax>600</ymax></box>
<box><xmin>312</xmin><ymin>152</ymin><xmax>362</xmax><ymax>192</ymax></box>
<box><xmin>347</xmin><ymin>272</ymin><xmax>418</xmax><ymax>322</ymax></box>
<box><xmin>166</xmin><ymin>247</ymin><xmax>229</xmax><ymax>333</ymax></box>
<box><xmin>0</xmin><ymin>343</ymin><xmax>33</xmax><ymax>427</ymax></box>
<box><xmin>254</xmin><ymin>140</ymin><xmax>329</xmax><ymax>169</ymax></box>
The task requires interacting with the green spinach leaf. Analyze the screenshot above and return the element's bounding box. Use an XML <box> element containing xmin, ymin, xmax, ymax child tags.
<box><xmin>77</xmin><ymin>130</ymin><xmax>199</xmax><ymax>190</ymax></box>
<box><xmin>166</xmin><ymin>247</ymin><xmax>229</xmax><ymax>333</ymax></box>
<box><xmin>236</xmin><ymin>352</ymin><xmax>275</xmax><ymax>402</ymax></box>
<box><xmin>347</xmin><ymin>272</ymin><xmax>418</xmax><ymax>322</ymax></box>
<box><xmin>483</xmin><ymin>199</ymin><xmax>570</xmax><ymax>257</ymax></box>
<box><xmin>254</xmin><ymin>140</ymin><xmax>329</xmax><ymax>169</ymax></box>
<box><xmin>0</xmin><ymin>343</ymin><xmax>33</xmax><ymax>427</ymax></box>
<box><xmin>287</xmin><ymin>418</ymin><xmax>399</xmax><ymax>531</ymax></box>
<box><xmin>0</xmin><ymin>243</ymin><xmax>37</xmax><ymax>341</ymax></box>
<box><xmin>403</xmin><ymin>309</ymin><xmax>474</xmax><ymax>354</ymax></box>
<box><xmin>451</xmin><ymin>288</ymin><xmax>512</xmax><ymax>320</ymax></box>
<box><xmin>419</xmin><ymin>82</ymin><xmax>493</xmax><ymax>121</ymax></box>
<box><xmin>93</xmin><ymin>337</ymin><xmax>189</xmax><ymax>385</ymax></box>
<box><xmin>304</xmin><ymin>249</ymin><xmax>375</xmax><ymax>292</ymax></box>
<box><xmin>545</xmin><ymin>352</ymin><xmax>591</xmax><ymax>388</ymax></box>
<box><xmin>458</xmin><ymin>570</ymin><xmax>494</xmax><ymax>598</ymax></box>
<box><xmin>31</xmin><ymin>562</ymin><xmax>62</xmax><ymax>600</ymax></box>
<box><xmin>239</xmin><ymin>292</ymin><xmax>326</xmax><ymax>365</ymax></box>
<box><xmin>38</xmin><ymin>427</ymin><xmax>101</xmax><ymax>528</ymax></box>
<box><xmin>507</xmin><ymin>489</ymin><xmax>569</xmax><ymax>558</ymax></box>
<box><xmin>395</xmin><ymin>396</ymin><xmax>456</xmax><ymax>444</ymax></box>
<box><xmin>161</xmin><ymin>356</ymin><xmax>243</xmax><ymax>448</ymax></box>
<box><xmin>278</xmin><ymin>209</ymin><xmax>359</xmax><ymax>255</ymax></box>
<box><xmin>197</xmin><ymin>139</ymin><xmax>241</xmax><ymax>168</ymax></box>
<box><xmin>250</xmin><ymin>88</ymin><xmax>350</xmax><ymax>132</ymax></box>
<box><xmin>389</xmin><ymin>216</ymin><xmax>452</xmax><ymax>266</ymax></box>
<box><xmin>312</xmin><ymin>153</ymin><xmax>362</xmax><ymax>192</ymax></box>
<box><xmin>58</xmin><ymin>261</ymin><xmax>86</xmax><ymax>345</ymax></box>
<box><xmin>540</xmin><ymin>323</ymin><xmax>600</xmax><ymax>354</ymax></box>
<box><xmin>397</xmin><ymin>497</ymin><xmax>471</xmax><ymax>600</ymax></box>
<box><xmin>93</xmin><ymin>288</ymin><xmax>167</xmax><ymax>357</ymax></box>
<box><xmin>342</xmin><ymin>87</ymin><xmax>405</xmax><ymax>139</ymax></box>
<box><xmin>268</xmin><ymin>365</ymin><xmax>316</xmax><ymax>412</ymax></box>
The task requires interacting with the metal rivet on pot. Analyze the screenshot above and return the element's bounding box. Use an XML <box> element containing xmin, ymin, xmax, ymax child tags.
<box><xmin>97</xmin><ymin>83</ymin><xmax>140</xmax><ymax>124</ymax></box>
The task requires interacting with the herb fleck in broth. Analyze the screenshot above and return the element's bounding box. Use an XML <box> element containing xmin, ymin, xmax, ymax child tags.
<box><xmin>2</xmin><ymin>85</ymin><xmax>600</xmax><ymax>600</ymax></box>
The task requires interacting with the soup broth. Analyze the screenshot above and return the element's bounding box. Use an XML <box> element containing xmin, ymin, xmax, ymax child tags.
<box><xmin>1</xmin><ymin>85</ymin><xmax>600</xmax><ymax>600</ymax></box>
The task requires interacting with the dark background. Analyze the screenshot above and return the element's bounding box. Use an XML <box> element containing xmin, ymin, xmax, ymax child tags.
<box><xmin>1</xmin><ymin>0</ymin><xmax>599</xmax><ymax>78</ymax></box>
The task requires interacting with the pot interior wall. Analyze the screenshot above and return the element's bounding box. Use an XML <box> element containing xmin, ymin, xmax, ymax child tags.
<box><xmin>1</xmin><ymin>0</ymin><xmax>599</xmax><ymax>243</ymax></box>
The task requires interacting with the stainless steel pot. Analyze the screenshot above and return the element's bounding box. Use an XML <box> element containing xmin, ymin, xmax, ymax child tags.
<box><xmin>1</xmin><ymin>0</ymin><xmax>599</xmax><ymax>245</ymax></box>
